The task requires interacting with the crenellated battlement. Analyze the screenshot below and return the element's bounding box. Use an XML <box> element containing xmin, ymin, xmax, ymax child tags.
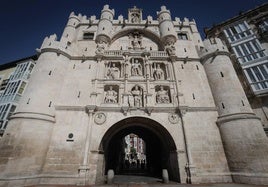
<box><xmin>199</xmin><ymin>38</ymin><xmax>229</xmax><ymax>61</ymax></box>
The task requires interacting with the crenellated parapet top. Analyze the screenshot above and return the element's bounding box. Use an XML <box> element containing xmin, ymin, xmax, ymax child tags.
<box><xmin>199</xmin><ymin>38</ymin><xmax>230</xmax><ymax>62</ymax></box>
<box><xmin>63</xmin><ymin>10</ymin><xmax>197</xmax><ymax>28</ymax></box>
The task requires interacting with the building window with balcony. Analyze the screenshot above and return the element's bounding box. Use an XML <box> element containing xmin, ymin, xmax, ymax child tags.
<box><xmin>233</xmin><ymin>39</ymin><xmax>265</xmax><ymax>64</ymax></box>
<box><xmin>224</xmin><ymin>21</ymin><xmax>253</xmax><ymax>42</ymax></box>
<box><xmin>245</xmin><ymin>63</ymin><xmax>268</xmax><ymax>92</ymax></box>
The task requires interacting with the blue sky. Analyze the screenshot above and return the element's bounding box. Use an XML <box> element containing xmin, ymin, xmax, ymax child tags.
<box><xmin>0</xmin><ymin>0</ymin><xmax>266</xmax><ymax>64</ymax></box>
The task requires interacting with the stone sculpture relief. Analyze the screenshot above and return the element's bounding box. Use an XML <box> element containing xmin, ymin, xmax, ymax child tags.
<box><xmin>153</xmin><ymin>64</ymin><xmax>165</xmax><ymax>80</ymax></box>
<box><xmin>156</xmin><ymin>86</ymin><xmax>170</xmax><ymax>103</ymax></box>
<box><xmin>165</xmin><ymin>41</ymin><xmax>176</xmax><ymax>56</ymax></box>
<box><xmin>96</xmin><ymin>41</ymin><xmax>106</xmax><ymax>54</ymax></box>
<box><xmin>131</xmin><ymin>59</ymin><xmax>143</xmax><ymax>76</ymax></box>
<box><xmin>107</xmin><ymin>63</ymin><xmax>120</xmax><ymax>79</ymax></box>
<box><xmin>129</xmin><ymin>85</ymin><xmax>143</xmax><ymax>107</ymax></box>
<box><xmin>104</xmin><ymin>86</ymin><xmax>118</xmax><ymax>103</ymax></box>
<box><xmin>131</xmin><ymin>13</ymin><xmax>140</xmax><ymax>23</ymax></box>
<box><xmin>129</xmin><ymin>32</ymin><xmax>142</xmax><ymax>50</ymax></box>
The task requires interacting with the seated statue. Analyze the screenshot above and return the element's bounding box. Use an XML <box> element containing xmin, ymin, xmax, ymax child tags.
<box><xmin>156</xmin><ymin>86</ymin><xmax>170</xmax><ymax>103</ymax></box>
<box><xmin>104</xmin><ymin>86</ymin><xmax>118</xmax><ymax>103</ymax></box>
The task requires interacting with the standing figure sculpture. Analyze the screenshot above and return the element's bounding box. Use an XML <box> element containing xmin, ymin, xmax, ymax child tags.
<box><xmin>153</xmin><ymin>64</ymin><xmax>164</xmax><ymax>80</ymax></box>
<box><xmin>107</xmin><ymin>63</ymin><xmax>120</xmax><ymax>79</ymax></box>
<box><xmin>156</xmin><ymin>86</ymin><xmax>170</xmax><ymax>103</ymax></box>
<box><xmin>104</xmin><ymin>86</ymin><xmax>118</xmax><ymax>103</ymax></box>
<box><xmin>131</xmin><ymin>85</ymin><xmax>142</xmax><ymax>107</ymax></box>
<box><xmin>131</xmin><ymin>59</ymin><xmax>143</xmax><ymax>76</ymax></box>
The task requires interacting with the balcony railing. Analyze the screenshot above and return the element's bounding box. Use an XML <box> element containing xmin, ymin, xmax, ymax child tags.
<box><xmin>103</xmin><ymin>50</ymin><xmax>168</xmax><ymax>58</ymax></box>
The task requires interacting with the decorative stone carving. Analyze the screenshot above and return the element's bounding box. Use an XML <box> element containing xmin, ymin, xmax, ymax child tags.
<box><xmin>128</xmin><ymin>6</ymin><xmax>142</xmax><ymax>23</ymax></box>
<box><xmin>165</xmin><ymin>41</ymin><xmax>176</xmax><ymax>56</ymax></box>
<box><xmin>104</xmin><ymin>86</ymin><xmax>118</xmax><ymax>103</ymax></box>
<box><xmin>94</xmin><ymin>113</ymin><xmax>106</xmax><ymax>125</ymax></box>
<box><xmin>131</xmin><ymin>59</ymin><xmax>143</xmax><ymax>76</ymax></box>
<box><xmin>156</xmin><ymin>86</ymin><xmax>170</xmax><ymax>103</ymax></box>
<box><xmin>168</xmin><ymin>113</ymin><xmax>179</xmax><ymax>124</ymax></box>
<box><xmin>153</xmin><ymin>64</ymin><xmax>164</xmax><ymax>80</ymax></box>
<box><xmin>130</xmin><ymin>85</ymin><xmax>143</xmax><ymax>107</ymax></box>
<box><xmin>95</xmin><ymin>41</ymin><xmax>106</xmax><ymax>54</ymax></box>
<box><xmin>129</xmin><ymin>32</ymin><xmax>143</xmax><ymax>50</ymax></box>
<box><xmin>107</xmin><ymin>63</ymin><xmax>120</xmax><ymax>79</ymax></box>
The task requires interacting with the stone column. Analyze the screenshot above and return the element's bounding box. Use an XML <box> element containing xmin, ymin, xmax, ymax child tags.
<box><xmin>78</xmin><ymin>105</ymin><xmax>96</xmax><ymax>185</ymax></box>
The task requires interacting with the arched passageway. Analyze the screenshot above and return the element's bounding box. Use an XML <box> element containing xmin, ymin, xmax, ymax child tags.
<box><xmin>99</xmin><ymin>117</ymin><xmax>180</xmax><ymax>182</ymax></box>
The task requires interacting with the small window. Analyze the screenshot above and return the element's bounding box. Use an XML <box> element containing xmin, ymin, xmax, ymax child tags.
<box><xmin>177</xmin><ymin>33</ymin><xmax>188</xmax><ymax>40</ymax></box>
<box><xmin>83</xmin><ymin>32</ymin><xmax>94</xmax><ymax>40</ymax></box>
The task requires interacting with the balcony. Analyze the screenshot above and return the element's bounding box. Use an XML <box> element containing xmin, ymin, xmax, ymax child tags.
<box><xmin>103</xmin><ymin>50</ymin><xmax>168</xmax><ymax>58</ymax></box>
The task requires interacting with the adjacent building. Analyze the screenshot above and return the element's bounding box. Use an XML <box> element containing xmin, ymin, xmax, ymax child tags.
<box><xmin>0</xmin><ymin>5</ymin><xmax>267</xmax><ymax>187</ymax></box>
<box><xmin>205</xmin><ymin>3</ymin><xmax>268</xmax><ymax>134</ymax></box>
<box><xmin>0</xmin><ymin>56</ymin><xmax>36</xmax><ymax>136</ymax></box>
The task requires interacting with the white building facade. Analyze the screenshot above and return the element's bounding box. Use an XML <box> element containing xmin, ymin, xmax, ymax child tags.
<box><xmin>0</xmin><ymin>5</ymin><xmax>268</xmax><ymax>187</ymax></box>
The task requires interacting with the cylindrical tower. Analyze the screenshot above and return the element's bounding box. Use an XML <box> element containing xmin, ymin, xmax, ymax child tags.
<box><xmin>0</xmin><ymin>40</ymin><xmax>69</xmax><ymax>183</ymax></box>
<box><xmin>200</xmin><ymin>38</ymin><xmax>268</xmax><ymax>185</ymax></box>
<box><xmin>95</xmin><ymin>5</ymin><xmax>114</xmax><ymax>44</ymax></box>
<box><xmin>157</xmin><ymin>6</ymin><xmax>177</xmax><ymax>45</ymax></box>
<box><xmin>60</xmin><ymin>12</ymin><xmax>80</xmax><ymax>42</ymax></box>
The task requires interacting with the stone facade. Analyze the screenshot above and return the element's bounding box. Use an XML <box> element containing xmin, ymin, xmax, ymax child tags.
<box><xmin>0</xmin><ymin>5</ymin><xmax>268</xmax><ymax>187</ymax></box>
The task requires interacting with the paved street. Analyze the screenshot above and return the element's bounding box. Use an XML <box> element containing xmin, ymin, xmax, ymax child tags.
<box><xmin>28</xmin><ymin>175</ymin><xmax>268</xmax><ymax>187</ymax></box>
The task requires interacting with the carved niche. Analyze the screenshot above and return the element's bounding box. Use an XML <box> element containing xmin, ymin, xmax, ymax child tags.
<box><xmin>129</xmin><ymin>32</ymin><xmax>143</xmax><ymax>50</ymax></box>
<box><xmin>106</xmin><ymin>62</ymin><xmax>121</xmax><ymax>79</ymax></box>
<box><xmin>155</xmin><ymin>85</ymin><xmax>170</xmax><ymax>104</ymax></box>
<box><xmin>153</xmin><ymin>63</ymin><xmax>165</xmax><ymax>80</ymax></box>
<box><xmin>128</xmin><ymin>6</ymin><xmax>142</xmax><ymax>23</ymax></box>
<box><xmin>129</xmin><ymin>85</ymin><xmax>144</xmax><ymax>107</ymax></box>
<box><xmin>104</xmin><ymin>85</ymin><xmax>119</xmax><ymax>104</ymax></box>
<box><xmin>130</xmin><ymin>58</ymin><xmax>144</xmax><ymax>77</ymax></box>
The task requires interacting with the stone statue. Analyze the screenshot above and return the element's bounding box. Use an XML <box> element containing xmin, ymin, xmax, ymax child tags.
<box><xmin>156</xmin><ymin>86</ymin><xmax>170</xmax><ymax>103</ymax></box>
<box><xmin>131</xmin><ymin>59</ymin><xmax>143</xmax><ymax>76</ymax></box>
<box><xmin>107</xmin><ymin>63</ymin><xmax>120</xmax><ymax>79</ymax></box>
<box><xmin>104</xmin><ymin>86</ymin><xmax>118</xmax><ymax>103</ymax></box>
<box><xmin>165</xmin><ymin>42</ymin><xmax>176</xmax><ymax>56</ymax></box>
<box><xmin>153</xmin><ymin>64</ymin><xmax>164</xmax><ymax>80</ymax></box>
<box><xmin>129</xmin><ymin>32</ymin><xmax>142</xmax><ymax>50</ymax></box>
<box><xmin>131</xmin><ymin>13</ymin><xmax>140</xmax><ymax>23</ymax></box>
<box><xmin>96</xmin><ymin>41</ymin><xmax>106</xmax><ymax>54</ymax></box>
<box><xmin>131</xmin><ymin>85</ymin><xmax>142</xmax><ymax>107</ymax></box>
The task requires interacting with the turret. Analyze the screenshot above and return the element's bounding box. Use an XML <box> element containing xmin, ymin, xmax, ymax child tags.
<box><xmin>60</xmin><ymin>12</ymin><xmax>80</xmax><ymax>42</ymax></box>
<box><xmin>200</xmin><ymin>38</ymin><xmax>268</xmax><ymax>185</ymax></box>
<box><xmin>157</xmin><ymin>6</ymin><xmax>177</xmax><ymax>45</ymax></box>
<box><xmin>96</xmin><ymin>5</ymin><xmax>114</xmax><ymax>44</ymax></box>
<box><xmin>200</xmin><ymin>38</ymin><xmax>252</xmax><ymax>115</ymax></box>
<box><xmin>0</xmin><ymin>34</ymin><xmax>70</xmax><ymax>180</ymax></box>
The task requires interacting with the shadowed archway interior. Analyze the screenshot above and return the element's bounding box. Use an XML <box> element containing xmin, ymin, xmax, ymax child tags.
<box><xmin>99</xmin><ymin>117</ymin><xmax>180</xmax><ymax>182</ymax></box>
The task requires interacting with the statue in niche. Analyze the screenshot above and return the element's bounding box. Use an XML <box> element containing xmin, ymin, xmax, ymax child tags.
<box><xmin>129</xmin><ymin>32</ymin><xmax>142</xmax><ymax>50</ymax></box>
<box><xmin>131</xmin><ymin>85</ymin><xmax>143</xmax><ymax>107</ymax></box>
<box><xmin>104</xmin><ymin>86</ymin><xmax>118</xmax><ymax>103</ymax></box>
<box><xmin>131</xmin><ymin>13</ymin><xmax>140</xmax><ymax>23</ymax></box>
<box><xmin>107</xmin><ymin>63</ymin><xmax>120</xmax><ymax>79</ymax></box>
<box><xmin>153</xmin><ymin>64</ymin><xmax>164</xmax><ymax>80</ymax></box>
<box><xmin>96</xmin><ymin>41</ymin><xmax>106</xmax><ymax>54</ymax></box>
<box><xmin>131</xmin><ymin>59</ymin><xmax>143</xmax><ymax>76</ymax></box>
<box><xmin>156</xmin><ymin>86</ymin><xmax>170</xmax><ymax>103</ymax></box>
<box><xmin>165</xmin><ymin>41</ymin><xmax>176</xmax><ymax>56</ymax></box>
